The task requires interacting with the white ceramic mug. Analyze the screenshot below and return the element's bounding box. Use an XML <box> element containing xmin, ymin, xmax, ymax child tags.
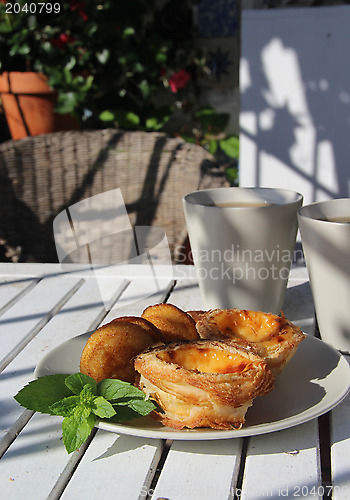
<box><xmin>298</xmin><ymin>198</ymin><xmax>350</xmax><ymax>353</ymax></box>
<box><xmin>183</xmin><ymin>187</ymin><xmax>303</xmax><ymax>314</ymax></box>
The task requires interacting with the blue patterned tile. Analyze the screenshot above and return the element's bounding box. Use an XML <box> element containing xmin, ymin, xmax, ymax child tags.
<box><xmin>197</xmin><ymin>0</ymin><xmax>239</xmax><ymax>38</ymax></box>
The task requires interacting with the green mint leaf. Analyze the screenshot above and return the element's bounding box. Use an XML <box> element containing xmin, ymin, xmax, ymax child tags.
<box><xmin>49</xmin><ymin>395</ymin><xmax>80</xmax><ymax>417</ymax></box>
<box><xmin>65</xmin><ymin>373</ymin><xmax>97</xmax><ymax>395</ymax></box>
<box><xmin>97</xmin><ymin>378</ymin><xmax>145</xmax><ymax>401</ymax></box>
<box><xmin>109</xmin><ymin>406</ymin><xmax>147</xmax><ymax>422</ymax></box>
<box><xmin>79</xmin><ymin>384</ymin><xmax>96</xmax><ymax>406</ymax></box>
<box><xmin>113</xmin><ymin>397</ymin><xmax>156</xmax><ymax>416</ymax></box>
<box><xmin>92</xmin><ymin>396</ymin><xmax>116</xmax><ymax>419</ymax></box>
<box><xmin>62</xmin><ymin>413</ymin><xmax>95</xmax><ymax>454</ymax></box>
<box><xmin>14</xmin><ymin>372</ymin><xmax>156</xmax><ymax>454</ymax></box>
<box><xmin>73</xmin><ymin>403</ymin><xmax>92</xmax><ymax>422</ymax></box>
<box><xmin>127</xmin><ymin>398</ymin><xmax>156</xmax><ymax>416</ymax></box>
<box><xmin>14</xmin><ymin>374</ymin><xmax>73</xmax><ymax>414</ymax></box>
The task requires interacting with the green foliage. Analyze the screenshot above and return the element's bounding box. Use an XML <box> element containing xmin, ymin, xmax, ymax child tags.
<box><xmin>14</xmin><ymin>373</ymin><xmax>156</xmax><ymax>453</ymax></box>
<box><xmin>170</xmin><ymin>106</ymin><xmax>239</xmax><ymax>185</ymax></box>
<box><xmin>0</xmin><ymin>0</ymin><xmax>207</xmax><ymax>127</ymax></box>
<box><xmin>219</xmin><ymin>135</ymin><xmax>239</xmax><ymax>159</ymax></box>
<box><xmin>0</xmin><ymin>0</ymin><xmax>238</xmax><ymax>181</ymax></box>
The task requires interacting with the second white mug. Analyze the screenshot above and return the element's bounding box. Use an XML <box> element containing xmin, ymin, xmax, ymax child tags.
<box><xmin>298</xmin><ymin>198</ymin><xmax>350</xmax><ymax>353</ymax></box>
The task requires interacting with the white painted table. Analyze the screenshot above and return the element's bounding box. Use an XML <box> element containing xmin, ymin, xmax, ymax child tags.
<box><xmin>0</xmin><ymin>262</ymin><xmax>349</xmax><ymax>500</ymax></box>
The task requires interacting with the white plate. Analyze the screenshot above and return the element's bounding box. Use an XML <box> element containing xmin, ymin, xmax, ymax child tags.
<box><xmin>35</xmin><ymin>333</ymin><xmax>350</xmax><ymax>440</ymax></box>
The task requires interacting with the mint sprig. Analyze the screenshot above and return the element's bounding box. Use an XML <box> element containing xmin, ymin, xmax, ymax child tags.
<box><xmin>14</xmin><ymin>373</ymin><xmax>156</xmax><ymax>454</ymax></box>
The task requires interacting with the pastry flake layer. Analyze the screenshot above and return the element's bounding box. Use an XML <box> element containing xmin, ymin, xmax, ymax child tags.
<box><xmin>134</xmin><ymin>339</ymin><xmax>274</xmax><ymax>430</ymax></box>
<box><xmin>196</xmin><ymin>309</ymin><xmax>305</xmax><ymax>376</ymax></box>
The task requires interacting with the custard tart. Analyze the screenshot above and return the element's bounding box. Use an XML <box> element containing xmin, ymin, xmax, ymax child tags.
<box><xmin>196</xmin><ymin>309</ymin><xmax>305</xmax><ymax>376</ymax></box>
<box><xmin>134</xmin><ymin>339</ymin><xmax>274</xmax><ymax>430</ymax></box>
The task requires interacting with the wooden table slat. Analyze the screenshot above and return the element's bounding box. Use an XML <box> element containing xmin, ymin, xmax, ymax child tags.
<box><xmin>152</xmin><ymin>438</ymin><xmax>243</xmax><ymax>500</ymax></box>
<box><xmin>0</xmin><ymin>276</ymin><xmax>38</xmax><ymax>316</ymax></box>
<box><xmin>101</xmin><ymin>277</ymin><xmax>175</xmax><ymax>321</ymax></box>
<box><xmin>241</xmin><ymin>420</ymin><xmax>322</xmax><ymax>499</ymax></box>
<box><xmin>167</xmin><ymin>277</ymin><xmax>206</xmax><ymax>311</ymax></box>
<box><xmin>0</xmin><ymin>263</ymin><xmax>348</xmax><ymax>500</ymax></box>
<box><xmin>1</xmin><ymin>413</ymin><xmax>78</xmax><ymax>500</ymax></box>
<box><xmin>58</xmin><ymin>431</ymin><xmax>165</xmax><ymax>500</ymax></box>
<box><xmin>0</xmin><ymin>277</ymin><xmax>126</xmax><ymax>445</ymax></box>
<box><xmin>330</xmin><ymin>357</ymin><xmax>350</xmax><ymax>500</ymax></box>
<box><xmin>0</xmin><ymin>275</ymin><xmax>86</xmax><ymax>372</ymax></box>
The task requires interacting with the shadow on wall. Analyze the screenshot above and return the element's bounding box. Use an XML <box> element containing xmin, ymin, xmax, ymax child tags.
<box><xmin>239</xmin><ymin>5</ymin><xmax>350</xmax><ymax>204</ymax></box>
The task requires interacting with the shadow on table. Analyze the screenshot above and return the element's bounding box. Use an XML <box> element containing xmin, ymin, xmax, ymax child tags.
<box><xmin>93</xmin><ymin>434</ymin><xmax>163</xmax><ymax>461</ymax></box>
<box><xmin>282</xmin><ymin>281</ymin><xmax>315</xmax><ymax>334</ymax></box>
<box><xmin>247</xmin><ymin>335</ymin><xmax>341</xmax><ymax>427</ymax></box>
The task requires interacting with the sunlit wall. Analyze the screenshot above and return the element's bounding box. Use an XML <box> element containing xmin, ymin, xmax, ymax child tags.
<box><xmin>240</xmin><ymin>5</ymin><xmax>350</xmax><ymax>203</ymax></box>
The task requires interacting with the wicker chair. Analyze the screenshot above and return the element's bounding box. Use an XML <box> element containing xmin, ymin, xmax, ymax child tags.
<box><xmin>0</xmin><ymin>129</ymin><xmax>228</xmax><ymax>263</ymax></box>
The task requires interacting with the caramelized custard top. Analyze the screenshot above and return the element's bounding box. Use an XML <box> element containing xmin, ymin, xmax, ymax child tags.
<box><xmin>207</xmin><ymin>309</ymin><xmax>286</xmax><ymax>342</ymax></box>
<box><xmin>157</xmin><ymin>346</ymin><xmax>253</xmax><ymax>374</ymax></box>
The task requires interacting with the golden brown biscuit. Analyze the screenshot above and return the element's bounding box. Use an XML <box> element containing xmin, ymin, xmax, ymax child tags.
<box><xmin>111</xmin><ymin>316</ymin><xmax>165</xmax><ymax>343</ymax></box>
<box><xmin>80</xmin><ymin>320</ymin><xmax>156</xmax><ymax>383</ymax></box>
<box><xmin>141</xmin><ymin>303</ymin><xmax>199</xmax><ymax>342</ymax></box>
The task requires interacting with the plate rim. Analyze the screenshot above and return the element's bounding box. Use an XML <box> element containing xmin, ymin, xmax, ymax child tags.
<box><xmin>34</xmin><ymin>332</ymin><xmax>350</xmax><ymax>441</ymax></box>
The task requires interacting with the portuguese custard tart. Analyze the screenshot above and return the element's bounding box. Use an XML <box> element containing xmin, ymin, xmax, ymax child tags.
<box><xmin>196</xmin><ymin>309</ymin><xmax>305</xmax><ymax>376</ymax></box>
<box><xmin>134</xmin><ymin>339</ymin><xmax>274</xmax><ymax>430</ymax></box>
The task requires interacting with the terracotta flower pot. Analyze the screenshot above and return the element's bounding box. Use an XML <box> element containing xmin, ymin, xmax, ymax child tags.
<box><xmin>0</xmin><ymin>71</ymin><xmax>57</xmax><ymax>140</ymax></box>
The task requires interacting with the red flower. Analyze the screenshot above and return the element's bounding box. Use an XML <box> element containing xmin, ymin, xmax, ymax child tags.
<box><xmin>169</xmin><ymin>69</ymin><xmax>191</xmax><ymax>93</ymax></box>
<box><xmin>69</xmin><ymin>0</ymin><xmax>88</xmax><ymax>21</ymax></box>
<box><xmin>51</xmin><ymin>33</ymin><xmax>75</xmax><ymax>49</ymax></box>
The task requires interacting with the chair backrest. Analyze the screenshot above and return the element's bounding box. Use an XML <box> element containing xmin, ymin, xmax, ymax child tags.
<box><xmin>239</xmin><ymin>5</ymin><xmax>350</xmax><ymax>204</ymax></box>
<box><xmin>0</xmin><ymin>129</ymin><xmax>228</xmax><ymax>263</ymax></box>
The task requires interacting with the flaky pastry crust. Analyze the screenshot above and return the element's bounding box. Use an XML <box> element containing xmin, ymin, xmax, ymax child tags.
<box><xmin>134</xmin><ymin>339</ymin><xmax>274</xmax><ymax>430</ymax></box>
<box><xmin>196</xmin><ymin>309</ymin><xmax>305</xmax><ymax>376</ymax></box>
